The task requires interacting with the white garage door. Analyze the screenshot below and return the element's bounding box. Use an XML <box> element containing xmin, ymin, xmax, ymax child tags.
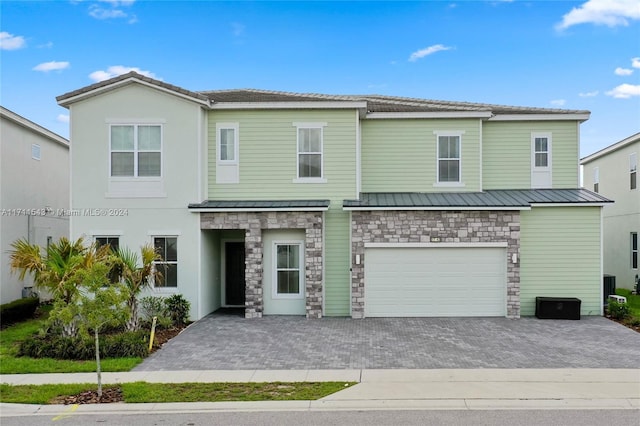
<box><xmin>364</xmin><ymin>246</ymin><xmax>506</xmax><ymax>317</ymax></box>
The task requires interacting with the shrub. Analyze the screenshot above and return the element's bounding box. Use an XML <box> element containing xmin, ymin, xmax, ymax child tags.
<box><xmin>607</xmin><ymin>300</ymin><xmax>630</xmax><ymax>320</ymax></box>
<box><xmin>18</xmin><ymin>330</ymin><xmax>148</xmax><ymax>360</ymax></box>
<box><xmin>0</xmin><ymin>297</ymin><xmax>39</xmax><ymax>325</ymax></box>
<box><xmin>164</xmin><ymin>294</ymin><xmax>190</xmax><ymax>326</ymax></box>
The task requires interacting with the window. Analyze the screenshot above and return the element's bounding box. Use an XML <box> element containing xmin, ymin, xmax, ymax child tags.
<box><xmin>95</xmin><ymin>236</ymin><xmax>120</xmax><ymax>252</ymax></box>
<box><xmin>437</xmin><ymin>135</ymin><xmax>461</xmax><ymax>183</ymax></box>
<box><xmin>274</xmin><ymin>243</ymin><xmax>303</xmax><ymax>298</ymax></box>
<box><xmin>153</xmin><ymin>237</ymin><xmax>177</xmax><ymax>288</ymax></box>
<box><xmin>534</xmin><ymin>136</ymin><xmax>549</xmax><ymax>167</ymax></box>
<box><xmin>632</xmin><ymin>233</ymin><xmax>638</xmax><ymax>270</ymax></box>
<box><xmin>217</xmin><ymin>124</ymin><xmax>238</xmax><ymax>162</ymax></box>
<box><xmin>631</xmin><ymin>153</ymin><xmax>637</xmax><ymax>190</ymax></box>
<box><xmin>110</xmin><ymin>125</ymin><xmax>162</xmax><ymax>177</ymax></box>
<box><xmin>296</xmin><ymin>124</ymin><xmax>324</xmax><ymax>179</ymax></box>
<box><xmin>593</xmin><ymin>167</ymin><xmax>599</xmax><ymax>193</ymax></box>
<box><xmin>31</xmin><ymin>144</ymin><xmax>41</xmax><ymax>160</ymax></box>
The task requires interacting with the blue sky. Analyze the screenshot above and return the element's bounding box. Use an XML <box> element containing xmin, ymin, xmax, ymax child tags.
<box><xmin>1</xmin><ymin>0</ymin><xmax>638</xmax><ymax>156</ymax></box>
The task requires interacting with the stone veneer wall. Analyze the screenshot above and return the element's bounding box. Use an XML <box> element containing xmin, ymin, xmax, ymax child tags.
<box><xmin>351</xmin><ymin>210</ymin><xmax>520</xmax><ymax>318</ymax></box>
<box><xmin>200</xmin><ymin>212</ymin><xmax>324</xmax><ymax>319</ymax></box>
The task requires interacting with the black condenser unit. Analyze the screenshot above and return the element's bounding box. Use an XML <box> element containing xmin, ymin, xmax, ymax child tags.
<box><xmin>535</xmin><ymin>297</ymin><xmax>581</xmax><ymax>320</ymax></box>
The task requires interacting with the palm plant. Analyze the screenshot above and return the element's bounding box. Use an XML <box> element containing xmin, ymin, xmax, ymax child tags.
<box><xmin>112</xmin><ymin>244</ymin><xmax>162</xmax><ymax>331</ymax></box>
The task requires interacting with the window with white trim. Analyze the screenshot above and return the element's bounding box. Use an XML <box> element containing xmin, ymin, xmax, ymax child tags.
<box><xmin>296</xmin><ymin>125</ymin><xmax>324</xmax><ymax>179</ymax></box>
<box><xmin>593</xmin><ymin>167</ymin><xmax>599</xmax><ymax>193</ymax></box>
<box><xmin>95</xmin><ymin>236</ymin><xmax>120</xmax><ymax>252</ymax></box>
<box><xmin>153</xmin><ymin>237</ymin><xmax>177</xmax><ymax>288</ymax></box>
<box><xmin>534</xmin><ymin>136</ymin><xmax>549</xmax><ymax>167</ymax></box>
<box><xmin>274</xmin><ymin>242</ymin><xmax>303</xmax><ymax>298</ymax></box>
<box><xmin>437</xmin><ymin>135</ymin><xmax>461</xmax><ymax>183</ymax></box>
<box><xmin>632</xmin><ymin>232</ymin><xmax>638</xmax><ymax>270</ymax></box>
<box><xmin>110</xmin><ymin>125</ymin><xmax>162</xmax><ymax>177</ymax></box>
<box><xmin>217</xmin><ymin>124</ymin><xmax>238</xmax><ymax>163</ymax></box>
<box><xmin>630</xmin><ymin>153</ymin><xmax>637</xmax><ymax>190</ymax></box>
<box><xmin>31</xmin><ymin>144</ymin><xmax>41</xmax><ymax>160</ymax></box>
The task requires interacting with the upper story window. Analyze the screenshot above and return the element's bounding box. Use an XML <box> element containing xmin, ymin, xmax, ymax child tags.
<box><xmin>293</xmin><ymin>122</ymin><xmax>327</xmax><ymax>183</ymax></box>
<box><xmin>437</xmin><ymin>134</ymin><xmax>461</xmax><ymax>183</ymax></box>
<box><xmin>593</xmin><ymin>167</ymin><xmax>599</xmax><ymax>193</ymax></box>
<box><xmin>631</xmin><ymin>153</ymin><xmax>637</xmax><ymax>190</ymax></box>
<box><xmin>531</xmin><ymin>132</ymin><xmax>552</xmax><ymax>189</ymax></box>
<box><xmin>31</xmin><ymin>144</ymin><xmax>41</xmax><ymax>160</ymax></box>
<box><xmin>534</xmin><ymin>136</ymin><xmax>549</xmax><ymax>167</ymax></box>
<box><xmin>110</xmin><ymin>125</ymin><xmax>162</xmax><ymax>177</ymax></box>
<box><xmin>217</xmin><ymin>124</ymin><xmax>238</xmax><ymax>163</ymax></box>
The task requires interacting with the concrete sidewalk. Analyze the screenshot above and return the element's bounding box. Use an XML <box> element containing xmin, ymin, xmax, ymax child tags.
<box><xmin>1</xmin><ymin>369</ymin><xmax>639</xmax><ymax>416</ymax></box>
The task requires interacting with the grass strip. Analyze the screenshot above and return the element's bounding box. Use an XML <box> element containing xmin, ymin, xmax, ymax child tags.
<box><xmin>0</xmin><ymin>382</ymin><xmax>355</xmax><ymax>404</ymax></box>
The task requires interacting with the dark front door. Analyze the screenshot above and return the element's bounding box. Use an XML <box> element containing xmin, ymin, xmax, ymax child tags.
<box><xmin>225</xmin><ymin>242</ymin><xmax>245</xmax><ymax>306</ymax></box>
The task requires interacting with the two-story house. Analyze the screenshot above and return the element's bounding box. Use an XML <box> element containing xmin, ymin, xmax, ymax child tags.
<box><xmin>581</xmin><ymin>133</ymin><xmax>639</xmax><ymax>291</ymax></box>
<box><xmin>57</xmin><ymin>72</ymin><xmax>610</xmax><ymax>320</ymax></box>
<box><xmin>1</xmin><ymin>106</ymin><xmax>70</xmax><ymax>304</ymax></box>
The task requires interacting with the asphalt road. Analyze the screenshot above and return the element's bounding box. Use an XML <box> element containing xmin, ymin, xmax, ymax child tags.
<box><xmin>2</xmin><ymin>409</ymin><xmax>639</xmax><ymax>426</ymax></box>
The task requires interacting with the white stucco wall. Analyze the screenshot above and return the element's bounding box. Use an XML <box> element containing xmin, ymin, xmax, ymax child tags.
<box><xmin>67</xmin><ymin>84</ymin><xmax>207</xmax><ymax>319</ymax></box>
<box><xmin>0</xmin><ymin>109</ymin><xmax>69</xmax><ymax>304</ymax></box>
<box><xmin>582</xmin><ymin>136</ymin><xmax>640</xmax><ymax>290</ymax></box>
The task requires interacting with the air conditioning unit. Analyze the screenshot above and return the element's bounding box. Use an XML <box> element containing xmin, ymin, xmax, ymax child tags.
<box><xmin>608</xmin><ymin>295</ymin><xmax>627</xmax><ymax>304</ymax></box>
<box><xmin>535</xmin><ymin>297</ymin><xmax>581</xmax><ymax>320</ymax></box>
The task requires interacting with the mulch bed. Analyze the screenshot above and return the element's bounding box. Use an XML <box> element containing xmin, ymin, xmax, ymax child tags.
<box><xmin>606</xmin><ymin>316</ymin><xmax>640</xmax><ymax>333</ymax></box>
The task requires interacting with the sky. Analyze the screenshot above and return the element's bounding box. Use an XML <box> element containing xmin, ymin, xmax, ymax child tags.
<box><xmin>1</xmin><ymin>0</ymin><xmax>639</xmax><ymax>157</ymax></box>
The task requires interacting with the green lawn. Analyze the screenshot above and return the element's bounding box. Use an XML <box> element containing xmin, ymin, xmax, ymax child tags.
<box><xmin>615</xmin><ymin>288</ymin><xmax>640</xmax><ymax>317</ymax></box>
<box><xmin>0</xmin><ymin>382</ymin><xmax>355</xmax><ymax>404</ymax></box>
<box><xmin>0</xmin><ymin>308</ymin><xmax>142</xmax><ymax>374</ymax></box>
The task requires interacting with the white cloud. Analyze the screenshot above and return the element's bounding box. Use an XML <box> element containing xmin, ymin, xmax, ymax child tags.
<box><xmin>605</xmin><ymin>83</ymin><xmax>640</xmax><ymax>98</ymax></box>
<box><xmin>408</xmin><ymin>44</ymin><xmax>452</xmax><ymax>62</ymax></box>
<box><xmin>89</xmin><ymin>65</ymin><xmax>158</xmax><ymax>82</ymax></box>
<box><xmin>632</xmin><ymin>57</ymin><xmax>640</xmax><ymax>68</ymax></box>
<box><xmin>579</xmin><ymin>90</ymin><xmax>599</xmax><ymax>97</ymax></box>
<box><xmin>615</xmin><ymin>67</ymin><xmax>633</xmax><ymax>75</ymax></box>
<box><xmin>88</xmin><ymin>0</ymin><xmax>136</xmax><ymax>22</ymax></box>
<box><xmin>33</xmin><ymin>61</ymin><xmax>70</xmax><ymax>72</ymax></box>
<box><xmin>57</xmin><ymin>114</ymin><xmax>70</xmax><ymax>124</ymax></box>
<box><xmin>0</xmin><ymin>32</ymin><xmax>26</xmax><ymax>50</ymax></box>
<box><xmin>556</xmin><ymin>0</ymin><xmax>640</xmax><ymax>30</ymax></box>
<box><xmin>550</xmin><ymin>99</ymin><xmax>566</xmax><ymax>106</ymax></box>
<box><xmin>231</xmin><ymin>22</ymin><xmax>245</xmax><ymax>37</ymax></box>
<box><xmin>38</xmin><ymin>41</ymin><xmax>54</xmax><ymax>49</ymax></box>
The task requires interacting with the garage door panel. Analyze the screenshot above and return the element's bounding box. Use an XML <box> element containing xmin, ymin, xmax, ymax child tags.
<box><xmin>364</xmin><ymin>247</ymin><xmax>506</xmax><ymax>317</ymax></box>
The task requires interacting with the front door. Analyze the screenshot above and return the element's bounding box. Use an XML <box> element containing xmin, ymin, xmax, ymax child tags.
<box><xmin>225</xmin><ymin>242</ymin><xmax>245</xmax><ymax>306</ymax></box>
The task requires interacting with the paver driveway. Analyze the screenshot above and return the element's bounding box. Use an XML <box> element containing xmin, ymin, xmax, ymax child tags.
<box><xmin>133</xmin><ymin>314</ymin><xmax>640</xmax><ymax>371</ymax></box>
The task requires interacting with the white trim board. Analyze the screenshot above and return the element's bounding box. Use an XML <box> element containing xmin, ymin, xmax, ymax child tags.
<box><xmin>364</xmin><ymin>242</ymin><xmax>509</xmax><ymax>248</ymax></box>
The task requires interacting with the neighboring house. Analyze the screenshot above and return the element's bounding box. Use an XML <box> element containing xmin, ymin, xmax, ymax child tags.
<box><xmin>0</xmin><ymin>106</ymin><xmax>70</xmax><ymax>304</ymax></box>
<box><xmin>56</xmin><ymin>72</ymin><xmax>610</xmax><ymax>320</ymax></box>
<box><xmin>581</xmin><ymin>133</ymin><xmax>639</xmax><ymax>291</ymax></box>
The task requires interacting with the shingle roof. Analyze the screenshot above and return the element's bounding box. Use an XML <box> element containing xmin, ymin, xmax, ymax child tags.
<box><xmin>56</xmin><ymin>72</ymin><xmax>590</xmax><ymax>116</ymax></box>
<box><xmin>343</xmin><ymin>189</ymin><xmax>612</xmax><ymax>209</ymax></box>
<box><xmin>189</xmin><ymin>199</ymin><xmax>331</xmax><ymax>210</ymax></box>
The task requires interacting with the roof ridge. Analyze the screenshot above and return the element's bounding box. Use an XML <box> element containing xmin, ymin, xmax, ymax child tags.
<box><xmin>199</xmin><ymin>88</ymin><xmax>360</xmax><ymax>102</ymax></box>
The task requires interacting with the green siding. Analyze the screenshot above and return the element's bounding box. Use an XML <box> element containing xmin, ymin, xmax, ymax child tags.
<box><xmin>361</xmin><ymin>119</ymin><xmax>482</xmax><ymax>192</ymax></box>
<box><xmin>482</xmin><ymin>121</ymin><xmax>579</xmax><ymax>189</ymax></box>
<box><xmin>208</xmin><ymin>109</ymin><xmax>356</xmax><ymax>316</ymax></box>
<box><xmin>520</xmin><ymin>207</ymin><xmax>602</xmax><ymax>316</ymax></box>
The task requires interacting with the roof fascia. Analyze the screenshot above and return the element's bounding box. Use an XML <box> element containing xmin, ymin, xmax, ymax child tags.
<box><xmin>529</xmin><ymin>202</ymin><xmax>610</xmax><ymax>207</ymax></box>
<box><xmin>209</xmin><ymin>101</ymin><xmax>367</xmax><ymax>110</ymax></box>
<box><xmin>0</xmin><ymin>107</ymin><xmax>69</xmax><ymax>148</ymax></box>
<box><xmin>57</xmin><ymin>77</ymin><xmax>210</xmax><ymax>108</ymax></box>
<box><xmin>489</xmin><ymin>113</ymin><xmax>590</xmax><ymax>122</ymax></box>
<box><xmin>189</xmin><ymin>207</ymin><xmax>330</xmax><ymax>213</ymax></box>
<box><xmin>366</xmin><ymin>111</ymin><xmax>492</xmax><ymax>119</ymax></box>
<box><xmin>342</xmin><ymin>206</ymin><xmax>530</xmax><ymax>211</ymax></box>
<box><xmin>580</xmin><ymin>132</ymin><xmax>640</xmax><ymax>164</ymax></box>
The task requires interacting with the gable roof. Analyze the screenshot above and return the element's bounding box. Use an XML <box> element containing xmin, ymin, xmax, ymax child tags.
<box><xmin>343</xmin><ymin>189</ymin><xmax>611</xmax><ymax>210</ymax></box>
<box><xmin>580</xmin><ymin>132</ymin><xmax>640</xmax><ymax>165</ymax></box>
<box><xmin>56</xmin><ymin>71</ymin><xmax>590</xmax><ymax>120</ymax></box>
<box><xmin>56</xmin><ymin>71</ymin><xmax>210</xmax><ymax>107</ymax></box>
<box><xmin>0</xmin><ymin>106</ymin><xmax>69</xmax><ymax>148</ymax></box>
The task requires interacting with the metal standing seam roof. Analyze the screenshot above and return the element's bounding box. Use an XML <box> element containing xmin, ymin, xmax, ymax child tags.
<box><xmin>343</xmin><ymin>189</ymin><xmax>612</xmax><ymax>209</ymax></box>
<box><xmin>188</xmin><ymin>200</ymin><xmax>331</xmax><ymax>210</ymax></box>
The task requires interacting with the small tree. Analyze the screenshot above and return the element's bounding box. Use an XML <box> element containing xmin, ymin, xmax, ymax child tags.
<box><xmin>10</xmin><ymin>237</ymin><xmax>112</xmax><ymax>338</ymax></box>
<box><xmin>76</xmin><ymin>263</ymin><xmax>128</xmax><ymax>399</ymax></box>
<box><xmin>112</xmin><ymin>244</ymin><xmax>162</xmax><ymax>331</ymax></box>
